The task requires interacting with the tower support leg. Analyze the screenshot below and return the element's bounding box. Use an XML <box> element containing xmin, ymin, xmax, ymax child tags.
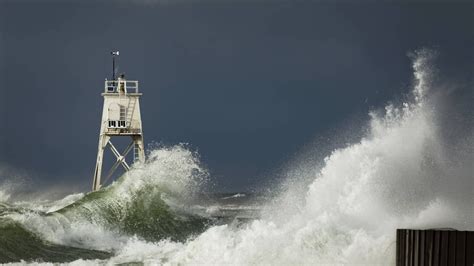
<box><xmin>92</xmin><ymin>135</ymin><xmax>110</xmax><ymax>191</ymax></box>
<box><xmin>133</xmin><ymin>135</ymin><xmax>145</xmax><ymax>163</ymax></box>
<box><xmin>92</xmin><ymin>135</ymin><xmax>144</xmax><ymax>191</ymax></box>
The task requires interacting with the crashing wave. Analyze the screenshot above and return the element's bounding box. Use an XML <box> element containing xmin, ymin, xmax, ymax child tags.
<box><xmin>0</xmin><ymin>49</ymin><xmax>472</xmax><ymax>265</ymax></box>
<box><xmin>102</xmin><ymin>49</ymin><xmax>473</xmax><ymax>265</ymax></box>
<box><xmin>0</xmin><ymin>145</ymin><xmax>212</xmax><ymax>263</ymax></box>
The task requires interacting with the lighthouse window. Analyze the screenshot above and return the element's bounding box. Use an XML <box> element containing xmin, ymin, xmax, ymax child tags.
<box><xmin>108</xmin><ymin>120</ymin><xmax>126</xmax><ymax>128</ymax></box>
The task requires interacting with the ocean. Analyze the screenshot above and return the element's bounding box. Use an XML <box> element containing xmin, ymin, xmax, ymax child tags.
<box><xmin>0</xmin><ymin>49</ymin><xmax>472</xmax><ymax>265</ymax></box>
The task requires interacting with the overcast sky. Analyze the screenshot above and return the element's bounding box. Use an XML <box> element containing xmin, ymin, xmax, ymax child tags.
<box><xmin>0</xmin><ymin>1</ymin><xmax>472</xmax><ymax>193</ymax></box>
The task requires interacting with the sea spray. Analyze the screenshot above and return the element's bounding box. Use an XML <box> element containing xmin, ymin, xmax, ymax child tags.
<box><xmin>102</xmin><ymin>49</ymin><xmax>473</xmax><ymax>265</ymax></box>
<box><xmin>0</xmin><ymin>145</ymin><xmax>211</xmax><ymax>262</ymax></box>
<box><xmin>0</xmin><ymin>49</ymin><xmax>472</xmax><ymax>265</ymax></box>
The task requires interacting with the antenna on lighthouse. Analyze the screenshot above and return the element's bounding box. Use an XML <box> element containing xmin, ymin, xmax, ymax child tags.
<box><xmin>92</xmin><ymin>52</ymin><xmax>145</xmax><ymax>191</ymax></box>
<box><xmin>111</xmin><ymin>51</ymin><xmax>119</xmax><ymax>80</ymax></box>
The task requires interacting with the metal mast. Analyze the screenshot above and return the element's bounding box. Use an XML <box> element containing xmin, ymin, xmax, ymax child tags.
<box><xmin>92</xmin><ymin>52</ymin><xmax>145</xmax><ymax>191</ymax></box>
<box><xmin>111</xmin><ymin>51</ymin><xmax>119</xmax><ymax>80</ymax></box>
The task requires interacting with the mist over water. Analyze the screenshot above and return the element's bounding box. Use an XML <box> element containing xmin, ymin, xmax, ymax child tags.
<box><xmin>0</xmin><ymin>49</ymin><xmax>472</xmax><ymax>264</ymax></box>
<box><xmin>104</xmin><ymin>49</ymin><xmax>472</xmax><ymax>264</ymax></box>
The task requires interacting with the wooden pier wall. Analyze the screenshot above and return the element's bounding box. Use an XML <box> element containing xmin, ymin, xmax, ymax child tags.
<box><xmin>396</xmin><ymin>229</ymin><xmax>473</xmax><ymax>266</ymax></box>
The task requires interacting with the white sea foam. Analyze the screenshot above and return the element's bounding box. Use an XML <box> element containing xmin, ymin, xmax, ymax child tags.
<box><xmin>6</xmin><ymin>145</ymin><xmax>209</xmax><ymax>253</ymax></box>
<box><xmin>46</xmin><ymin>193</ymin><xmax>85</xmax><ymax>213</ymax></box>
<box><xmin>101</xmin><ymin>49</ymin><xmax>473</xmax><ymax>265</ymax></box>
<box><xmin>3</xmin><ymin>49</ymin><xmax>472</xmax><ymax>265</ymax></box>
<box><xmin>0</xmin><ymin>165</ymin><xmax>23</xmax><ymax>203</ymax></box>
<box><xmin>0</xmin><ymin>189</ymin><xmax>10</xmax><ymax>202</ymax></box>
<box><xmin>221</xmin><ymin>193</ymin><xmax>246</xmax><ymax>199</ymax></box>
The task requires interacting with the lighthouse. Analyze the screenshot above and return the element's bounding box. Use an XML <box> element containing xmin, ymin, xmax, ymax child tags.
<box><xmin>92</xmin><ymin>52</ymin><xmax>145</xmax><ymax>191</ymax></box>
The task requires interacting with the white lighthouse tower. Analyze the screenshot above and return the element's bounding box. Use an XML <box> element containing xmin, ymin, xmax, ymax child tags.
<box><xmin>92</xmin><ymin>51</ymin><xmax>145</xmax><ymax>191</ymax></box>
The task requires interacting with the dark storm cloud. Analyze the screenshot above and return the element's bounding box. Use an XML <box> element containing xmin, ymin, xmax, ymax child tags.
<box><xmin>0</xmin><ymin>1</ymin><xmax>472</xmax><ymax>192</ymax></box>
<box><xmin>0</xmin><ymin>6</ymin><xmax>6</xmax><ymax>163</ymax></box>
<box><xmin>1</xmin><ymin>0</ymin><xmax>467</xmax><ymax>4</ymax></box>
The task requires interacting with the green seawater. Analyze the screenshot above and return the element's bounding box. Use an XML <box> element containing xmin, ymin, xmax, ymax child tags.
<box><xmin>0</xmin><ymin>217</ymin><xmax>111</xmax><ymax>263</ymax></box>
<box><xmin>0</xmin><ymin>180</ymin><xmax>210</xmax><ymax>263</ymax></box>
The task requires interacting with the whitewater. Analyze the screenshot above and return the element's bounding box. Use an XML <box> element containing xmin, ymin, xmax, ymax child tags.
<box><xmin>0</xmin><ymin>49</ymin><xmax>472</xmax><ymax>265</ymax></box>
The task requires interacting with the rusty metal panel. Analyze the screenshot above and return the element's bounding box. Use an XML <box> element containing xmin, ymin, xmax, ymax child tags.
<box><xmin>455</xmin><ymin>231</ymin><xmax>466</xmax><ymax>266</ymax></box>
<box><xmin>440</xmin><ymin>231</ymin><xmax>448</xmax><ymax>266</ymax></box>
<box><xmin>426</xmin><ymin>230</ymin><xmax>433</xmax><ymax>266</ymax></box>
<box><xmin>433</xmin><ymin>231</ymin><xmax>441</xmax><ymax>266</ymax></box>
<box><xmin>448</xmin><ymin>231</ymin><xmax>456</xmax><ymax>265</ymax></box>
<box><xmin>420</xmin><ymin>230</ymin><xmax>425</xmax><ymax>266</ymax></box>
<box><xmin>396</xmin><ymin>229</ymin><xmax>474</xmax><ymax>266</ymax></box>
<box><xmin>466</xmin><ymin>232</ymin><xmax>474</xmax><ymax>265</ymax></box>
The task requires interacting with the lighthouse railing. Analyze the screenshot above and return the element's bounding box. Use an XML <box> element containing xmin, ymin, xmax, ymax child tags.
<box><xmin>104</xmin><ymin>80</ymin><xmax>139</xmax><ymax>93</ymax></box>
